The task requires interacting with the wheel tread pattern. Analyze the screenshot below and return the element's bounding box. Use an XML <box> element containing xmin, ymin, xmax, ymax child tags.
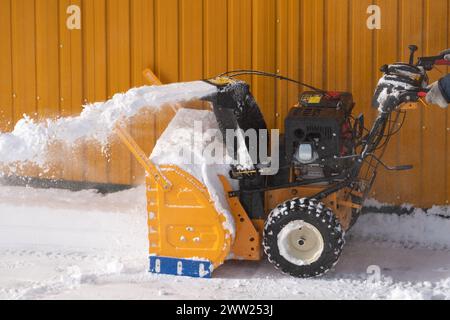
<box><xmin>263</xmin><ymin>198</ymin><xmax>345</xmax><ymax>278</ymax></box>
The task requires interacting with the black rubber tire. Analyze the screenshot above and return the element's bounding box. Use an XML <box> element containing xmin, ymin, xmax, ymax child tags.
<box><xmin>263</xmin><ymin>198</ymin><xmax>345</xmax><ymax>278</ymax></box>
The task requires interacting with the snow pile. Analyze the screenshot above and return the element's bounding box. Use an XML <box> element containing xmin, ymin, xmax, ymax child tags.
<box><xmin>363</xmin><ymin>198</ymin><xmax>389</xmax><ymax>210</ymax></box>
<box><xmin>428</xmin><ymin>206</ymin><xmax>450</xmax><ymax>218</ymax></box>
<box><xmin>350</xmin><ymin>209</ymin><xmax>450</xmax><ymax>250</ymax></box>
<box><xmin>150</xmin><ymin>109</ymin><xmax>237</xmax><ymax>236</ymax></box>
<box><xmin>0</xmin><ymin>81</ymin><xmax>216</xmax><ymax>169</ymax></box>
<box><xmin>364</xmin><ymin>198</ymin><xmax>414</xmax><ymax>211</ymax></box>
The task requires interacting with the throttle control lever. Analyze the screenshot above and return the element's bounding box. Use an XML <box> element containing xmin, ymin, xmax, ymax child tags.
<box><xmin>408</xmin><ymin>45</ymin><xmax>418</xmax><ymax>64</ymax></box>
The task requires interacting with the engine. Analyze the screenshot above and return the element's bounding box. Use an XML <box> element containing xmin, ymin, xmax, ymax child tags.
<box><xmin>285</xmin><ymin>91</ymin><xmax>355</xmax><ymax>179</ymax></box>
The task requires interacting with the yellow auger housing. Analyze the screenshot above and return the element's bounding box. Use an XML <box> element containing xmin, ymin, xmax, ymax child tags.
<box><xmin>115</xmin><ymin>122</ymin><xmax>260</xmax><ymax>278</ymax></box>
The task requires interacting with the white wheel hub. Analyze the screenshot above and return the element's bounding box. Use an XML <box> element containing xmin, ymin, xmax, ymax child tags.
<box><xmin>277</xmin><ymin>220</ymin><xmax>324</xmax><ymax>266</ymax></box>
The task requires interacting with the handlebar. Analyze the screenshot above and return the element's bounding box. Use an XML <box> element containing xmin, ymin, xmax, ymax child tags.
<box><xmin>397</xmin><ymin>90</ymin><xmax>428</xmax><ymax>105</ymax></box>
<box><xmin>382</xmin><ymin>46</ymin><xmax>449</xmax><ymax>107</ymax></box>
<box><xmin>416</xmin><ymin>48</ymin><xmax>450</xmax><ymax>70</ymax></box>
<box><xmin>436</xmin><ymin>59</ymin><xmax>450</xmax><ymax>66</ymax></box>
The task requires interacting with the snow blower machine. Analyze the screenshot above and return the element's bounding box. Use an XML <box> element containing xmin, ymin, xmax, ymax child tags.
<box><xmin>116</xmin><ymin>46</ymin><xmax>450</xmax><ymax>278</ymax></box>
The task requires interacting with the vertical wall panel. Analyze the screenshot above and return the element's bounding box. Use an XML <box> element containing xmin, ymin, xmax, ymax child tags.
<box><xmin>180</xmin><ymin>0</ymin><xmax>203</xmax><ymax>81</ymax></box>
<box><xmin>59</xmin><ymin>0</ymin><xmax>70</xmax><ymax>118</ymax></box>
<box><xmin>0</xmin><ymin>0</ymin><xmax>13</xmax><ymax>132</ymax></box>
<box><xmin>59</xmin><ymin>0</ymin><xmax>83</xmax><ymax>117</ymax></box>
<box><xmin>35</xmin><ymin>0</ymin><xmax>60</xmax><ymax>119</ymax></box>
<box><xmin>130</xmin><ymin>0</ymin><xmax>156</xmax><ymax>185</ymax></box>
<box><xmin>155</xmin><ymin>0</ymin><xmax>179</xmax><ymax>138</ymax></box>
<box><xmin>35</xmin><ymin>0</ymin><xmax>61</xmax><ymax>180</ymax></box>
<box><xmin>350</xmin><ymin>0</ymin><xmax>377</xmax><ymax>202</ymax></box>
<box><xmin>59</xmin><ymin>0</ymin><xmax>85</xmax><ymax>182</ymax></box>
<box><xmin>276</xmin><ymin>0</ymin><xmax>300</xmax><ymax>131</ymax></box>
<box><xmin>11</xmin><ymin>0</ymin><xmax>38</xmax><ymax>178</ymax></box>
<box><xmin>301</xmin><ymin>0</ymin><xmax>325</xmax><ymax>90</ymax></box>
<box><xmin>228</xmin><ymin>0</ymin><xmax>253</xmax><ymax>85</ymax></box>
<box><xmin>155</xmin><ymin>0</ymin><xmax>179</xmax><ymax>84</ymax></box>
<box><xmin>350</xmin><ymin>0</ymin><xmax>374</xmax><ymax>116</ymax></box>
<box><xmin>326</xmin><ymin>0</ymin><xmax>350</xmax><ymax>91</ymax></box>
<box><xmin>277</xmin><ymin>0</ymin><xmax>289</xmax><ymax>131</ymax></box>
<box><xmin>397</xmin><ymin>0</ymin><xmax>424</xmax><ymax>204</ymax></box>
<box><xmin>204</xmin><ymin>0</ymin><xmax>228</xmax><ymax>78</ymax></box>
<box><xmin>179</xmin><ymin>0</ymin><xmax>207</xmax><ymax>111</ymax></box>
<box><xmin>11</xmin><ymin>0</ymin><xmax>37</xmax><ymax>122</ymax></box>
<box><xmin>287</xmin><ymin>0</ymin><xmax>300</xmax><ymax>124</ymax></box>
<box><xmin>373</xmin><ymin>0</ymin><xmax>401</xmax><ymax>204</ymax></box>
<box><xmin>131</xmin><ymin>0</ymin><xmax>155</xmax><ymax>87</ymax></box>
<box><xmin>421</xmin><ymin>0</ymin><xmax>448</xmax><ymax>207</ymax></box>
<box><xmin>83</xmin><ymin>0</ymin><xmax>109</xmax><ymax>184</ymax></box>
<box><xmin>252</xmin><ymin>0</ymin><xmax>276</xmax><ymax>128</ymax></box>
<box><xmin>107</xmin><ymin>0</ymin><xmax>131</xmax><ymax>185</ymax></box>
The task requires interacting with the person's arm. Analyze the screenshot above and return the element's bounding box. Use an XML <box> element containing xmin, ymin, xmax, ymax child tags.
<box><xmin>426</xmin><ymin>74</ymin><xmax>450</xmax><ymax>108</ymax></box>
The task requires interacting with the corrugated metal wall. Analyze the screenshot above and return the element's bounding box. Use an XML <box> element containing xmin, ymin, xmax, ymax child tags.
<box><xmin>0</xmin><ymin>0</ymin><xmax>449</xmax><ymax>207</ymax></box>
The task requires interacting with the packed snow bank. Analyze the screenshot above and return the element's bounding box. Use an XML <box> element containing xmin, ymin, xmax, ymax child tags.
<box><xmin>150</xmin><ymin>109</ymin><xmax>237</xmax><ymax>237</ymax></box>
<box><xmin>363</xmin><ymin>198</ymin><xmax>414</xmax><ymax>211</ymax></box>
<box><xmin>0</xmin><ymin>81</ymin><xmax>216</xmax><ymax>169</ymax></box>
<box><xmin>350</xmin><ymin>209</ymin><xmax>450</xmax><ymax>250</ymax></box>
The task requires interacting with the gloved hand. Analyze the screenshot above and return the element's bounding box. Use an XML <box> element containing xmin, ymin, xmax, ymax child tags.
<box><xmin>426</xmin><ymin>75</ymin><xmax>450</xmax><ymax>109</ymax></box>
<box><xmin>372</xmin><ymin>63</ymin><xmax>426</xmax><ymax>112</ymax></box>
<box><xmin>440</xmin><ymin>48</ymin><xmax>450</xmax><ymax>58</ymax></box>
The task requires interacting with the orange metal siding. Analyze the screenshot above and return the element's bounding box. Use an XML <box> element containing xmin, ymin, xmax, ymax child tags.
<box><xmin>0</xmin><ymin>0</ymin><xmax>449</xmax><ymax>207</ymax></box>
<box><xmin>0</xmin><ymin>0</ymin><xmax>13</xmax><ymax>132</ymax></box>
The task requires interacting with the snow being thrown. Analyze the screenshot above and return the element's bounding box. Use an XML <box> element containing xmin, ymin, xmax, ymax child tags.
<box><xmin>0</xmin><ymin>81</ymin><xmax>280</xmax><ymax>176</ymax></box>
<box><xmin>0</xmin><ymin>82</ymin><xmax>217</xmax><ymax>171</ymax></box>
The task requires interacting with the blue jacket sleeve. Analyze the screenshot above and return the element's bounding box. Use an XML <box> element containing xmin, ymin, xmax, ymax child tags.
<box><xmin>438</xmin><ymin>74</ymin><xmax>450</xmax><ymax>103</ymax></box>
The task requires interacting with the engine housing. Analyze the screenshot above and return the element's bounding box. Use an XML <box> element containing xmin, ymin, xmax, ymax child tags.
<box><xmin>285</xmin><ymin>91</ymin><xmax>355</xmax><ymax>179</ymax></box>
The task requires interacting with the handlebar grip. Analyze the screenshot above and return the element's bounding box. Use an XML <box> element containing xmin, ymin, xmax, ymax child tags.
<box><xmin>436</xmin><ymin>59</ymin><xmax>450</xmax><ymax>66</ymax></box>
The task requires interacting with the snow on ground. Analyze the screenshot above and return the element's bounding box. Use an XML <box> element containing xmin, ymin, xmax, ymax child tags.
<box><xmin>0</xmin><ymin>184</ymin><xmax>450</xmax><ymax>300</ymax></box>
